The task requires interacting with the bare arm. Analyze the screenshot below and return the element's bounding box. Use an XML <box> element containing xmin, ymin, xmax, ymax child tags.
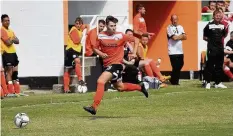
<box><xmin>123</xmin><ymin>59</ymin><xmax>135</xmax><ymax>65</ymax></box>
<box><xmin>2</xmin><ymin>38</ymin><xmax>14</xmax><ymax>46</ymax></box>
<box><xmin>224</xmin><ymin>49</ymin><xmax>233</xmax><ymax>54</ymax></box>
<box><xmin>93</xmin><ymin>47</ymin><xmax>108</xmax><ymax>58</ymax></box>
<box><xmin>12</xmin><ymin>36</ymin><xmax>19</xmax><ymax>44</ymax></box>
<box><xmin>1</xmin><ymin>29</ymin><xmax>13</xmax><ymax>46</ymax></box>
<box><xmin>85</xmin><ymin>24</ymin><xmax>90</xmax><ymax>34</ymax></box>
<box><xmin>172</xmin><ymin>35</ymin><xmax>185</xmax><ymax>41</ymax></box>
<box><xmin>181</xmin><ymin>34</ymin><xmax>187</xmax><ymax>40</ymax></box>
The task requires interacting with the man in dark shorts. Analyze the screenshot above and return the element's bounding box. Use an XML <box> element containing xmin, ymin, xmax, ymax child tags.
<box><xmin>1</xmin><ymin>14</ymin><xmax>20</xmax><ymax>96</ymax></box>
<box><xmin>83</xmin><ymin>16</ymin><xmax>149</xmax><ymax>115</ymax></box>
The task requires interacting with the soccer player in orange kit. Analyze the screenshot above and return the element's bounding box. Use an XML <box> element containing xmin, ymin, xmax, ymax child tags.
<box><xmin>85</xmin><ymin>19</ymin><xmax>105</xmax><ymax>57</ymax></box>
<box><xmin>83</xmin><ymin>16</ymin><xmax>149</xmax><ymax>115</ymax></box>
<box><xmin>133</xmin><ymin>4</ymin><xmax>155</xmax><ymax>56</ymax></box>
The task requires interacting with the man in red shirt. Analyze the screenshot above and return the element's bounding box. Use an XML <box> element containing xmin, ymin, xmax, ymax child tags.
<box><xmin>216</xmin><ymin>1</ymin><xmax>225</xmax><ymax>9</ymax></box>
<box><xmin>202</xmin><ymin>1</ymin><xmax>216</xmax><ymax>13</ymax></box>
<box><xmin>85</xmin><ymin>20</ymin><xmax>105</xmax><ymax>57</ymax></box>
<box><xmin>83</xmin><ymin>16</ymin><xmax>148</xmax><ymax>115</ymax></box>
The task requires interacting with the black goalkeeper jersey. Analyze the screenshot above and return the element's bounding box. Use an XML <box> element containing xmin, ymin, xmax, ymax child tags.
<box><xmin>203</xmin><ymin>21</ymin><xmax>228</xmax><ymax>53</ymax></box>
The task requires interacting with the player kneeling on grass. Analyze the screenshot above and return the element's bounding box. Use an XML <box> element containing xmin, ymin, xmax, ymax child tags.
<box><xmin>63</xmin><ymin>17</ymin><xmax>87</xmax><ymax>93</ymax></box>
<box><xmin>223</xmin><ymin>31</ymin><xmax>233</xmax><ymax>80</ymax></box>
<box><xmin>83</xmin><ymin>16</ymin><xmax>148</xmax><ymax>115</ymax></box>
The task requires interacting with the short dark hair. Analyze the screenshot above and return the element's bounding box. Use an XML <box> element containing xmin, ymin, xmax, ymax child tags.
<box><xmin>213</xmin><ymin>9</ymin><xmax>222</xmax><ymax>16</ymax></box>
<box><xmin>216</xmin><ymin>0</ymin><xmax>224</xmax><ymax>4</ymax></box>
<box><xmin>98</xmin><ymin>19</ymin><xmax>105</xmax><ymax>25</ymax></box>
<box><xmin>75</xmin><ymin>17</ymin><xmax>83</xmax><ymax>24</ymax></box>
<box><xmin>105</xmin><ymin>16</ymin><xmax>118</xmax><ymax>25</ymax></box>
<box><xmin>125</xmin><ymin>29</ymin><xmax>133</xmax><ymax>34</ymax></box>
<box><xmin>136</xmin><ymin>4</ymin><xmax>144</xmax><ymax>12</ymax></box>
<box><xmin>141</xmin><ymin>33</ymin><xmax>149</xmax><ymax>38</ymax></box>
<box><xmin>209</xmin><ymin>1</ymin><xmax>216</xmax><ymax>5</ymax></box>
<box><xmin>1</xmin><ymin>14</ymin><xmax>9</xmax><ymax>22</ymax></box>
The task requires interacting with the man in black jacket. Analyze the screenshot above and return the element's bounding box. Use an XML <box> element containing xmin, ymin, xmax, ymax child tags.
<box><xmin>203</xmin><ymin>10</ymin><xmax>229</xmax><ymax>89</ymax></box>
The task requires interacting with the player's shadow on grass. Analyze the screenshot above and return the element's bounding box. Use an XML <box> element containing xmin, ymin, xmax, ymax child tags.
<box><xmin>79</xmin><ymin>116</ymin><xmax>130</xmax><ymax>120</ymax></box>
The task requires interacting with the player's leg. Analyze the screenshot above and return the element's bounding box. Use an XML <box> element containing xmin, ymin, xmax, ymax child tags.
<box><xmin>139</xmin><ymin>60</ymin><xmax>153</xmax><ymax>77</ymax></box>
<box><xmin>146</xmin><ymin>59</ymin><xmax>170</xmax><ymax>82</ymax></box>
<box><xmin>214</xmin><ymin>53</ymin><xmax>227</xmax><ymax>88</ymax></box>
<box><xmin>229</xmin><ymin>60</ymin><xmax>233</xmax><ymax>68</ymax></box>
<box><xmin>5</xmin><ymin>66</ymin><xmax>14</xmax><ymax>94</ymax></box>
<box><xmin>113</xmin><ymin>81</ymin><xmax>148</xmax><ymax>98</ymax></box>
<box><xmin>169</xmin><ymin>55</ymin><xmax>183</xmax><ymax>85</ymax></box>
<box><xmin>1</xmin><ymin>86</ymin><xmax>4</xmax><ymax>99</ymax></box>
<box><xmin>63</xmin><ymin>67</ymin><xmax>72</xmax><ymax>93</ymax></box>
<box><xmin>63</xmin><ymin>49</ymin><xmax>73</xmax><ymax>93</ymax></box>
<box><xmin>204</xmin><ymin>55</ymin><xmax>214</xmax><ymax>88</ymax></box>
<box><xmin>74</xmin><ymin>57</ymin><xmax>86</xmax><ymax>85</ymax></box>
<box><xmin>83</xmin><ymin>71</ymin><xmax>113</xmax><ymax>115</ymax></box>
<box><xmin>223</xmin><ymin>65</ymin><xmax>233</xmax><ymax>80</ymax></box>
<box><xmin>12</xmin><ymin>53</ymin><xmax>20</xmax><ymax>94</ymax></box>
<box><xmin>1</xmin><ymin>67</ymin><xmax>8</xmax><ymax>96</ymax></box>
<box><xmin>12</xmin><ymin>66</ymin><xmax>20</xmax><ymax>94</ymax></box>
<box><xmin>112</xmin><ymin>64</ymin><xmax>148</xmax><ymax>97</ymax></box>
<box><xmin>223</xmin><ymin>57</ymin><xmax>233</xmax><ymax>80</ymax></box>
<box><xmin>147</xmin><ymin>59</ymin><xmax>162</xmax><ymax>78</ymax></box>
<box><xmin>3</xmin><ymin>53</ymin><xmax>20</xmax><ymax>95</ymax></box>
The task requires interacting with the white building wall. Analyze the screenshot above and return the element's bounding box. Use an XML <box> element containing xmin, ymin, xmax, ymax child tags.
<box><xmin>68</xmin><ymin>1</ymin><xmax>129</xmax><ymax>24</ymax></box>
<box><xmin>1</xmin><ymin>0</ymin><xmax>64</xmax><ymax>77</ymax></box>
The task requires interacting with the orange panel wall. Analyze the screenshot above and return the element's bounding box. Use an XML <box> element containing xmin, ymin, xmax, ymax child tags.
<box><xmin>63</xmin><ymin>0</ymin><xmax>68</xmax><ymax>45</ymax></box>
<box><xmin>132</xmin><ymin>1</ymin><xmax>201</xmax><ymax>71</ymax></box>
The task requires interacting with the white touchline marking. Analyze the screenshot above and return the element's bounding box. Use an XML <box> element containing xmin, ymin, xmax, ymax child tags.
<box><xmin>3</xmin><ymin>90</ymin><xmax>229</xmax><ymax>109</ymax></box>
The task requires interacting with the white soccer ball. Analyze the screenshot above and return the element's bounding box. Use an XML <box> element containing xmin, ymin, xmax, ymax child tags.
<box><xmin>14</xmin><ymin>113</ymin><xmax>29</xmax><ymax>128</ymax></box>
<box><xmin>76</xmin><ymin>85</ymin><xmax>83</xmax><ymax>93</ymax></box>
<box><xmin>76</xmin><ymin>85</ymin><xmax>88</xmax><ymax>93</ymax></box>
<box><xmin>82</xmin><ymin>86</ymin><xmax>88</xmax><ymax>93</ymax></box>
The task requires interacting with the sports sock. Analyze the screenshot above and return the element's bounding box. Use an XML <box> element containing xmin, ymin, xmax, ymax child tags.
<box><xmin>144</xmin><ymin>64</ymin><xmax>153</xmax><ymax>77</ymax></box>
<box><xmin>1</xmin><ymin>71</ymin><xmax>8</xmax><ymax>95</ymax></box>
<box><xmin>1</xmin><ymin>87</ymin><xmax>4</xmax><ymax>97</ymax></box>
<box><xmin>149</xmin><ymin>61</ymin><xmax>163</xmax><ymax>78</ymax></box>
<box><xmin>7</xmin><ymin>81</ymin><xmax>14</xmax><ymax>94</ymax></box>
<box><xmin>224</xmin><ymin>66</ymin><xmax>233</xmax><ymax>79</ymax></box>
<box><xmin>63</xmin><ymin>72</ymin><xmax>70</xmax><ymax>92</ymax></box>
<box><xmin>121</xmin><ymin>83</ymin><xmax>141</xmax><ymax>91</ymax></box>
<box><xmin>92</xmin><ymin>82</ymin><xmax>105</xmax><ymax>110</ymax></box>
<box><xmin>13</xmin><ymin>81</ymin><xmax>20</xmax><ymax>94</ymax></box>
<box><xmin>75</xmin><ymin>63</ymin><xmax>83</xmax><ymax>81</ymax></box>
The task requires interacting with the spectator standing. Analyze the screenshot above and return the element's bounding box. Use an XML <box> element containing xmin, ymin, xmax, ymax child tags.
<box><xmin>202</xmin><ymin>1</ymin><xmax>217</xmax><ymax>13</ymax></box>
<box><xmin>1</xmin><ymin>14</ymin><xmax>20</xmax><ymax>97</ymax></box>
<box><xmin>166</xmin><ymin>14</ymin><xmax>187</xmax><ymax>85</ymax></box>
<box><xmin>203</xmin><ymin>10</ymin><xmax>229</xmax><ymax>89</ymax></box>
<box><xmin>133</xmin><ymin>4</ymin><xmax>154</xmax><ymax>57</ymax></box>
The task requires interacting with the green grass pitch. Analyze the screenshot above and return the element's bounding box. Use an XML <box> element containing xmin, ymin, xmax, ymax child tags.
<box><xmin>1</xmin><ymin>80</ymin><xmax>233</xmax><ymax>136</ymax></box>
